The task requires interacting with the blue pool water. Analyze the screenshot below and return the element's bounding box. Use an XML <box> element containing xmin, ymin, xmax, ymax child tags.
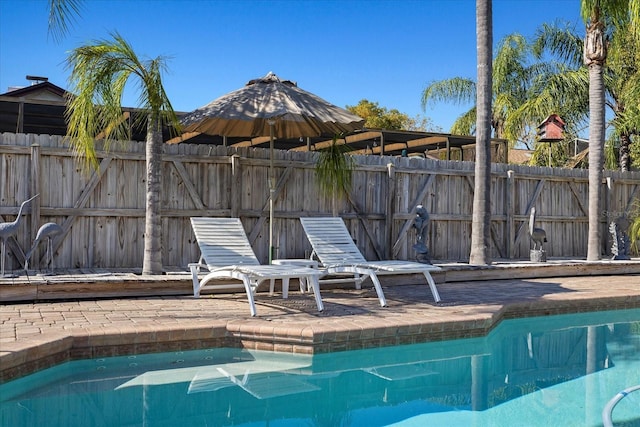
<box><xmin>1</xmin><ymin>308</ymin><xmax>639</xmax><ymax>427</ymax></box>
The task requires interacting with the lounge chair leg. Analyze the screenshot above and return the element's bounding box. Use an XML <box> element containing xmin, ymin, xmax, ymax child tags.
<box><xmin>308</xmin><ymin>276</ymin><xmax>324</xmax><ymax>312</ymax></box>
<box><xmin>423</xmin><ymin>272</ymin><xmax>441</xmax><ymax>303</ymax></box>
<box><xmin>243</xmin><ymin>278</ymin><xmax>258</xmax><ymax>317</ymax></box>
<box><xmin>282</xmin><ymin>278</ymin><xmax>290</xmax><ymax>299</ymax></box>
<box><xmin>354</xmin><ymin>273</ymin><xmax>362</xmax><ymax>289</ymax></box>
<box><xmin>269</xmin><ymin>278</ymin><xmax>275</xmax><ymax>296</ymax></box>
<box><xmin>369</xmin><ymin>274</ymin><xmax>387</xmax><ymax>307</ymax></box>
<box><xmin>189</xmin><ymin>263</ymin><xmax>201</xmax><ymax>297</ymax></box>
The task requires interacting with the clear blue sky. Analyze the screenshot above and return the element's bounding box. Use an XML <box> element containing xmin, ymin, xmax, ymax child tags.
<box><xmin>1</xmin><ymin>0</ymin><xmax>584</xmax><ymax>132</ymax></box>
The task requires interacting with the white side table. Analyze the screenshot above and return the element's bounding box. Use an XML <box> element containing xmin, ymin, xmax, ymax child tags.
<box><xmin>271</xmin><ymin>259</ymin><xmax>319</xmax><ymax>297</ymax></box>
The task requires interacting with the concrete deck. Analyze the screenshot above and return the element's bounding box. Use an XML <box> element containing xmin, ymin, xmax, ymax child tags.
<box><xmin>1</xmin><ymin>260</ymin><xmax>639</xmax><ymax>383</ymax></box>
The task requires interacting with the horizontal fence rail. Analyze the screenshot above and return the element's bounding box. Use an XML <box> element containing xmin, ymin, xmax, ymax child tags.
<box><xmin>1</xmin><ymin>132</ymin><xmax>638</xmax><ymax>271</ymax></box>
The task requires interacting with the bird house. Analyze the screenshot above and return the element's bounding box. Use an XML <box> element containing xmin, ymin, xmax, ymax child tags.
<box><xmin>537</xmin><ymin>114</ymin><xmax>565</xmax><ymax>142</ymax></box>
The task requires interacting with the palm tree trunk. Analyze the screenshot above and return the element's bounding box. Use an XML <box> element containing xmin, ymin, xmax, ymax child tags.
<box><xmin>619</xmin><ymin>134</ymin><xmax>631</xmax><ymax>172</ymax></box>
<box><xmin>584</xmin><ymin>14</ymin><xmax>607</xmax><ymax>261</ymax></box>
<box><xmin>469</xmin><ymin>0</ymin><xmax>493</xmax><ymax>265</ymax></box>
<box><xmin>587</xmin><ymin>63</ymin><xmax>605</xmax><ymax>261</ymax></box>
<box><xmin>142</xmin><ymin>114</ymin><xmax>163</xmax><ymax>274</ymax></box>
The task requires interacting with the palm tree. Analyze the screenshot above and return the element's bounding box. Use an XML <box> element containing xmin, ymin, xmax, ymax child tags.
<box><xmin>525</xmin><ymin>23</ymin><xmax>590</xmax><ymax>140</ymax></box>
<box><xmin>606</xmin><ymin>20</ymin><xmax>640</xmax><ymax>171</ymax></box>
<box><xmin>525</xmin><ymin>21</ymin><xmax>640</xmax><ymax>170</ymax></box>
<box><xmin>422</xmin><ymin>32</ymin><xmax>538</xmax><ymax>147</ymax></box>
<box><xmin>580</xmin><ymin>0</ymin><xmax>639</xmax><ymax>261</ymax></box>
<box><xmin>65</xmin><ymin>33</ymin><xmax>180</xmax><ymax>274</ymax></box>
<box><xmin>469</xmin><ymin>0</ymin><xmax>493</xmax><ymax>265</ymax></box>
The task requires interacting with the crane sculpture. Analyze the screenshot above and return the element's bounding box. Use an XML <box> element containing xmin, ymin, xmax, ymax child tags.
<box><xmin>0</xmin><ymin>195</ymin><xmax>39</xmax><ymax>277</ymax></box>
<box><xmin>528</xmin><ymin>207</ymin><xmax>548</xmax><ymax>250</ymax></box>
<box><xmin>25</xmin><ymin>222</ymin><xmax>63</xmax><ymax>272</ymax></box>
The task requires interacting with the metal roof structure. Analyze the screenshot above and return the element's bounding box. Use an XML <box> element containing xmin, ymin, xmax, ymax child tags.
<box><xmin>170</xmin><ymin>128</ymin><xmax>508</xmax><ymax>162</ymax></box>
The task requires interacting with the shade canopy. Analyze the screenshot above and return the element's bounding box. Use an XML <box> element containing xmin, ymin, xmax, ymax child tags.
<box><xmin>179</xmin><ymin>72</ymin><xmax>364</xmax><ymax>139</ymax></box>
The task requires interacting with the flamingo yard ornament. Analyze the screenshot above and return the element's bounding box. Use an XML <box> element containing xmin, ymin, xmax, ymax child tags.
<box><xmin>0</xmin><ymin>195</ymin><xmax>39</xmax><ymax>276</ymax></box>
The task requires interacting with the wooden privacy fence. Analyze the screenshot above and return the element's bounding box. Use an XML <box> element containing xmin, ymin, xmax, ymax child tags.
<box><xmin>1</xmin><ymin>132</ymin><xmax>639</xmax><ymax>271</ymax></box>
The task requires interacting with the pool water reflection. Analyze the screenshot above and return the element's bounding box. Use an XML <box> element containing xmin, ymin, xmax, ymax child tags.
<box><xmin>2</xmin><ymin>308</ymin><xmax>639</xmax><ymax>426</ymax></box>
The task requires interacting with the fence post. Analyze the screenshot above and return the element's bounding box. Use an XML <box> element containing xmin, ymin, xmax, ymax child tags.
<box><xmin>386</xmin><ymin>162</ymin><xmax>396</xmax><ymax>259</ymax></box>
<box><xmin>230</xmin><ymin>154</ymin><xmax>241</xmax><ymax>218</ymax></box>
<box><xmin>30</xmin><ymin>143</ymin><xmax>41</xmax><ymax>242</ymax></box>
<box><xmin>605</xmin><ymin>176</ymin><xmax>613</xmax><ymax>257</ymax></box>
<box><xmin>506</xmin><ymin>169</ymin><xmax>515</xmax><ymax>259</ymax></box>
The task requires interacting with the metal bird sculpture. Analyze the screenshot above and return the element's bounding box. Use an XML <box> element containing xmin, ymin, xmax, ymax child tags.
<box><xmin>0</xmin><ymin>194</ymin><xmax>39</xmax><ymax>276</ymax></box>
<box><xmin>528</xmin><ymin>207</ymin><xmax>547</xmax><ymax>250</ymax></box>
<box><xmin>412</xmin><ymin>204</ymin><xmax>432</xmax><ymax>264</ymax></box>
<box><xmin>25</xmin><ymin>222</ymin><xmax>63</xmax><ymax>272</ymax></box>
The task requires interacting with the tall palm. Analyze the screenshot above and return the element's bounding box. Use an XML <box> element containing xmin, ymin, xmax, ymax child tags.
<box><xmin>66</xmin><ymin>33</ymin><xmax>180</xmax><ymax>274</ymax></box>
<box><xmin>527</xmin><ymin>25</ymin><xmax>590</xmax><ymax>124</ymax></box>
<box><xmin>469</xmin><ymin>0</ymin><xmax>493</xmax><ymax>265</ymax></box>
<box><xmin>422</xmin><ymin>32</ymin><xmax>536</xmax><ymax>147</ymax></box>
<box><xmin>523</xmin><ymin>23</ymin><xmax>590</xmax><ymax>166</ymax></box>
<box><xmin>526</xmin><ymin>21</ymin><xmax>639</xmax><ymax>170</ymax></box>
<box><xmin>606</xmin><ymin>20</ymin><xmax>640</xmax><ymax>171</ymax></box>
<box><xmin>581</xmin><ymin>0</ymin><xmax>639</xmax><ymax>261</ymax></box>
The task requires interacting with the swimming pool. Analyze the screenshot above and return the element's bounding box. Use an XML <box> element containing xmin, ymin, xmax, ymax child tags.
<box><xmin>1</xmin><ymin>308</ymin><xmax>639</xmax><ymax>426</ymax></box>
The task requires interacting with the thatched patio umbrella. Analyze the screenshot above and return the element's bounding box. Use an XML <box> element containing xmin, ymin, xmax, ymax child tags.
<box><xmin>179</xmin><ymin>72</ymin><xmax>364</xmax><ymax>262</ymax></box>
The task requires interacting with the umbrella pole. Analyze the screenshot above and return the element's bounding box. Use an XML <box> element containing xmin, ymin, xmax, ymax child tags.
<box><xmin>269</xmin><ymin>121</ymin><xmax>275</xmax><ymax>264</ymax></box>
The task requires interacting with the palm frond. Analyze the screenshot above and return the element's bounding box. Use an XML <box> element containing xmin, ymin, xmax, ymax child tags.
<box><xmin>48</xmin><ymin>0</ymin><xmax>82</xmax><ymax>42</ymax></box>
<box><xmin>493</xmin><ymin>33</ymin><xmax>530</xmax><ymax>93</ymax></box>
<box><xmin>421</xmin><ymin>78</ymin><xmax>476</xmax><ymax>109</ymax></box>
<box><xmin>450</xmin><ymin>108</ymin><xmax>477</xmax><ymax>136</ymax></box>
<box><xmin>605</xmin><ymin>133</ymin><xmax>621</xmax><ymax>169</ymax></box>
<box><xmin>315</xmin><ymin>136</ymin><xmax>354</xmax><ymax>201</ymax></box>
<box><xmin>533</xmin><ymin>21</ymin><xmax>583</xmax><ymax>65</ymax></box>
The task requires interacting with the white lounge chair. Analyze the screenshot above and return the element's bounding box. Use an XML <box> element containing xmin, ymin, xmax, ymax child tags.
<box><xmin>189</xmin><ymin>217</ymin><xmax>324</xmax><ymax>316</ymax></box>
<box><xmin>300</xmin><ymin>217</ymin><xmax>442</xmax><ymax>307</ymax></box>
